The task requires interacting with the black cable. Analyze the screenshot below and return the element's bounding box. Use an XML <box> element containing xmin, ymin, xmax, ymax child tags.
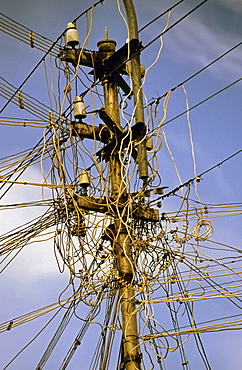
<box><xmin>160</xmin><ymin>77</ymin><xmax>242</xmax><ymax>128</ymax></box>
<box><xmin>149</xmin><ymin>146</ymin><xmax>242</xmax><ymax>205</ymax></box>
<box><xmin>0</xmin><ymin>12</ymin><xmax>60</xmax><ymax>48</ymax></box>
<box><xmin>138</xmin><ymin>0</ymin><xmax>185</xmax><ymax>33</ymax></box>
<box><xmin>0</xmin><ymin>116</ymin><xmax>44</xmax><ymax>122</ymax></box>
<box><xmin>174</xmin><ymin>266</ymin><xmax>212</xmax><ymax>369</ymax></box>
<box><xmin>0</xmin><ymin>199</ymin><xmax>53</xmax><ymax>209</ymax></box>
<box><xmin>1</xmin><ymin>77</ymin><xmax>58</xmax><ymax>121</ymax></box>
<box><xmin>72</xmin><ymin>0</ymin><xmax>106</xmax><ymax>24</ymax></box>
<box><xmin>148</xmin><ymin>41</ymin><xmax>242</xmax><ymax>107</ymax></box>
<box><xmin>183</xmin><ymin>258</ymin><xmax>242</xmax><ymax>310</ymax></box>
<box><xmin>64</xmin><ymin>0</ymin><xmax>211</xmax><ymax>111</ymax></box>
<box><xmin>147</xmin><ymin>81</ymin><xmax>242</xmax><ymax>204</ymax></box>
<box><xmin>3</xmin><ymin>307</ymin><xmax>62</xmax><ymax>370</ymax></box>
<box><xmin>141</xmin><ymin>0</ymin><xmax>209</xmax><ymax>53</ymax></box>
<box><xmin>173</xmin><ymin>194</ymin><xmax>242</xmax><ymax>208</ymax></box>
<box><xmin>0</xmin><ymin>0</ymin><xmax>106</xmax><ymax>114</ymax></box>
<box><xmin>0</xmin><ymin>43</ymin><xmax>62</xmax><ymax>114</ymax></box>
<box><xmin>59</xmin><ymin>290</ymin><xmax>104</xmax><ymax>370</ymax></box>
<box><xmin>35</xmin><ymin>300</ymin><xmax>77</xmax><ymax>369</ymax></box>
<box><xmin>199</xmin><ymin>147</ymin><xmax>242</xmax><ymax>179</ymax></box>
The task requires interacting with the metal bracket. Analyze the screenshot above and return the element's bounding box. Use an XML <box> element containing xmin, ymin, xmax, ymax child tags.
<box><xmin>90</xmin><ymin>39</ymin><xmax>142</xmax><ymax>97</ymax></box>
<box><xmin>98</xmin><ymin>108</ymin><xmax>123</xmax><ymax>136</ymax></box>
<box><xmin>96</xmin><ymin>121</ymin><xmax>146</xmax><ymax>162</ymax></box>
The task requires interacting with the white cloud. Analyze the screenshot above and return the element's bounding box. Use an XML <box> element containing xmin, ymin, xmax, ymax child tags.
<box><xmin>214</xmin><ymin>0</ymin><xmax>242</xmax><ymax>13</ymax></box>
<box><xmin>140</xmin><ymin>0</ymin><xmax>242</xmax><ymax>83</ymax></box>
<box><xmin>165</xmin><ymin>15</ymin><xmax>242</xmax><ymax>81</ymax></box>
<box><xmin>0</xmin><ymin>166</ymin><xmax>59</xmax><ymax>282</ymax></box>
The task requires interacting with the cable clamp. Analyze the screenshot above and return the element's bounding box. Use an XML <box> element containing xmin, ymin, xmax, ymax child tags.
<box><xmin>7</xmin><ymin>320</ymin><xmax>13</xmax><ymax>331</ymax></box>
<box><xmin>48</xmin><ymin>111</ymin><xmax>56</xmax><ymax>126</ymax></box>
<box><xmin>121</xmin><ymin>353</ymin><xmax>142</xmax><ymax>369</ymax></box>
<box><xmin>18</xmin><ymin>92</ymin><xmax>24</xmax><ymax>109</ymax></box>
<box><xmin>29</xmin><ymin>31</ymin><xmax>35</xmax><ymax>48</ymax></box>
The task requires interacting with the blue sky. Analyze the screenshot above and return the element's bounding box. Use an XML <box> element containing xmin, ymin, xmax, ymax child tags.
<box><xmin>0</xmin><ymin>0</ymin><xmax>242</xmax><ymax>369</ymax></box>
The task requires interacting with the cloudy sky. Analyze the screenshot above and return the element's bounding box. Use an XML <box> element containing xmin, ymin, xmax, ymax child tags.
<box><xmin>0</xmin><ymin>0</ymin><xmax>242</xmax><ymax>369</ymax></box>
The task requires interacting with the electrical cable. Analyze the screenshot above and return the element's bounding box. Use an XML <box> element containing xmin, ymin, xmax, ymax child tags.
<box><xmin>155</xmin><ymin>146</ymin><xmax>242</xmax><ymax>202</ymax></box>
<box><xmin>138</xmin><ymin>0</ymin><xmax>185</xmax><ymax>33</ymax></box>
<box><xmin>152</xmin><ymin>78</ymin><xmax>242</xmax><ymax>132</ymax></box>
<box><xmin>62</xmin><ymin>0</ymin><xmax>211</xmax><ymax>115</ymax></box>
<box><xmin>35</xmin><ymin>299</ymin><xmax>78</xmax><ymax>369</ymax></box>
<box><xmin>0</xmin><ymin>127</ymin><xmax>55</xmax><ymax>199</ymax></box>
<box><xmin>141</xmin><ymin>0</ymin><xmax>209</xmax><ymax>53</ymax></box>
<box><xmin>1</xmin><ymin>0</ymin><xmax>242</xmax><ymax>368</ymax></box>
<box><xmin>0</xmin><ymin>12</ymin><xmax>60</xmax><ymax>56</ymax></box>
<box><xmin>148</xmin><ymin>41</ymin><xmax>242</xmax><ymax>107</ymax></box>
<box><xmin>2</xmin><ymin>308</ymin><xmax>62</xmax><ymax>370</ymax></box>
<box><xmin>59</xmin><ymin>290</ymin><xmax>104</xmax><ymax>370</ymax></box>
<box><xmin>0</xmin><ymin>0</ymin><xmax>106</xmax><ymax>114</ymax></box>
<box><xmin>0</xmin><ymin>77</ymin><xmax>58</xmax><ymax>121</ymax></box>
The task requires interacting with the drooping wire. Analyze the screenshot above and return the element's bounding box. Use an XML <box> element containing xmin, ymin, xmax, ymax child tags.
<box><xmin>147</xmin><ymin>46</ymin><xmax>242</xmax><ymax>107</ymax></box>
<box><xmin>141</xmin><ymin>0</ymin><xmax>209</xmax><ymax>53</ymax></box>
<box><xmin>152</xmin><ymin>77</ymin><xmax>242</xmax><ymax>130</ymax></box>
<box><xmin>138</xmin><ymin>0</ymin><xmax>185</xmax><ymax>33</ymax></box>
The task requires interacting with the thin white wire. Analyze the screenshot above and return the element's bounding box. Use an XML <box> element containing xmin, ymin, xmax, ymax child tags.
<box><xmin>182</xmin><ymin>85</ymin><xmax>202</xmax><ymax>207</ymax></box>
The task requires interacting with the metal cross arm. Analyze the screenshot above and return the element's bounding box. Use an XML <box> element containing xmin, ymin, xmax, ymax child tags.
<box><xmin>98</xmin><ymin>108</ymin><xmax>138</xmax><ymax>161</ymax></box>
<box><xmin>96</xmin><ymin>121</ymin><xmax>146</xmax><ymax>162</ymax></box>
<box><xmin>106</xmin><ymin>38</ymin><xmax>142</xmax><ymax>73</ymax></box>
<box><xmin>92</xmin><ymin>60</ymin><xmax>132</xmax><ymax>98</ymax></box>
<box><xmin>98</xmin><ymin>108</ymin><xmax>123</xmax><ymax>136</ymax></box>
<box><xmin>90</xmin><ymin>39</ymin><xmax>142</xmax><ymax>76</ymax></box>
<box><xmin>89</xmin><ymin>38</ymin><xmax>143</xmax><ymax>97</ymax></box>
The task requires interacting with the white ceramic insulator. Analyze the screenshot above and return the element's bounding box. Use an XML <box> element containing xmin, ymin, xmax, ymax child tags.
<box><xmin>74</xmin><ymin>96</ymin><xmax>87</xmax><ymax>119</ymax></box>
<box><xmin>65</xmin><ymin>22</ymin><xmax>80</xmax><ymax>47</ymax></box>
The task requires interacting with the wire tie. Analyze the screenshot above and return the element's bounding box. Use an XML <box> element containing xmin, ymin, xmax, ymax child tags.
<box><xmin>49</xmin><ymin>111</ymin><xmax>55</xmax><ymax>126</ymax></box>
<box><xmin>29</xmin><ymin>31</ymin><xmax>35</xmax><ymax>48</ymax></box>
<box><xmin>18</xmin><ymin>92</ymin><xmax>24</xmax><ymax>109</ymax></box>
<box><xmin>7</xmin><ymin>320</ymin><xmax>13</xmax><ymax>331</ymax></box>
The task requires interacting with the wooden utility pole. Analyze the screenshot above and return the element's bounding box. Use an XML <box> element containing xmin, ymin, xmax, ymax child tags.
<box><xmin>61</xmin><ymin>1</ymin><xmax>157</xmax><ymax>367</ymax></box>
<box><xmin>97</xmin><ymin>32</ymin><xmax>142</xmax><ymax>370</ymax></box>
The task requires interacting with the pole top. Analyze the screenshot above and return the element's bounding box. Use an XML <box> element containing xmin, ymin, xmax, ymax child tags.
<box><xmin>105</xmin><ymin>25</ymin><xmax>108</xmax><ymax>40</ymax></box>
<box><xmin>97</xmin><ymin>27</ymin><xmax>116</xmax><ymax>52</ymax></box>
